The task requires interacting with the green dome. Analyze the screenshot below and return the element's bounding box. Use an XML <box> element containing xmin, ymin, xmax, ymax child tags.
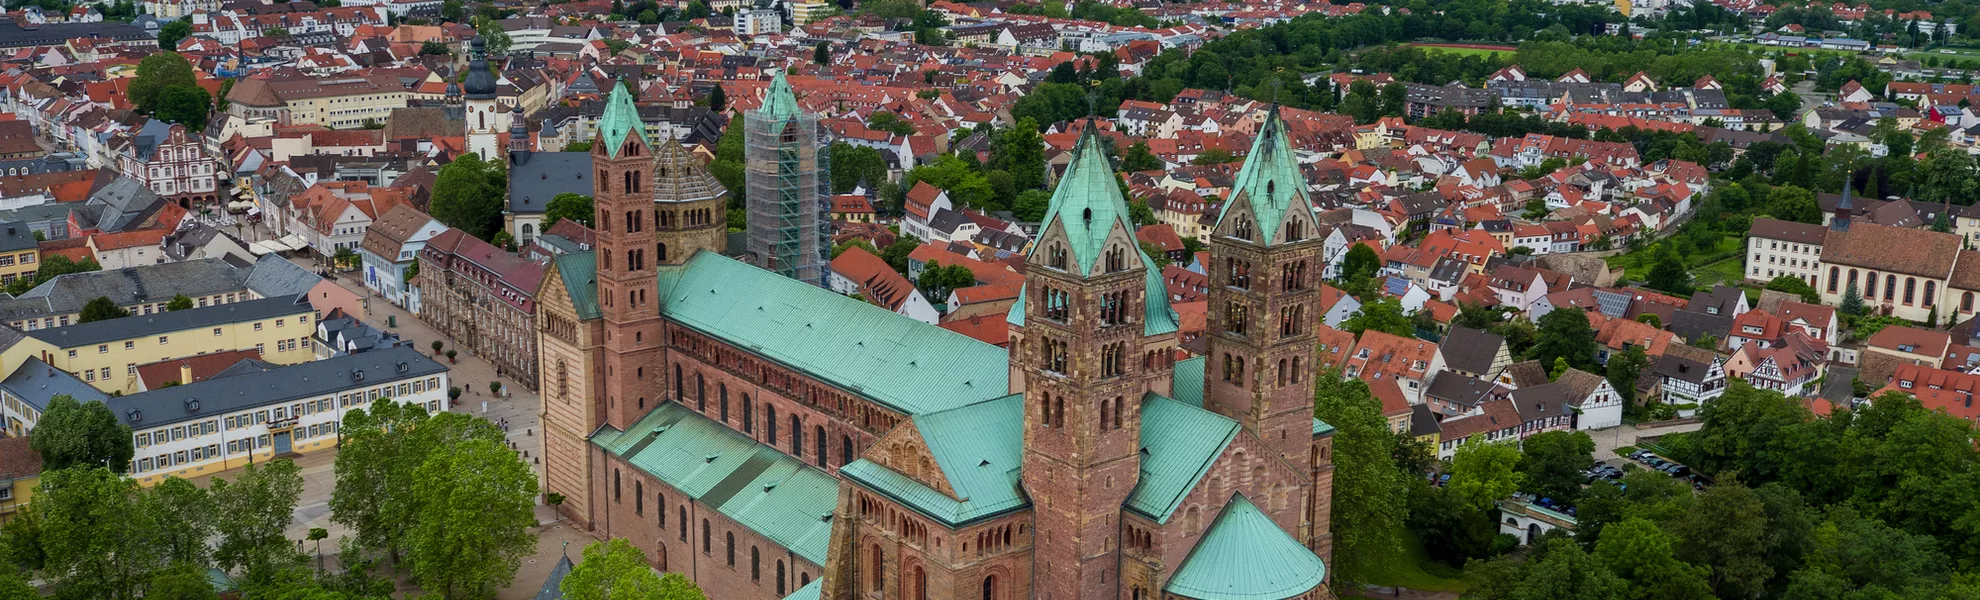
<box><xmin>1164</xmin><ymin>493</ymin><xmax>1327</xmax><ymax>600</ymax></box>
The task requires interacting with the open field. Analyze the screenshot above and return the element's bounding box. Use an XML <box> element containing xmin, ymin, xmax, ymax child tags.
<box><xmin>1405</xmin><ymin>43</ymin><xmax>1518</xmax><ymax>57</ymax></box>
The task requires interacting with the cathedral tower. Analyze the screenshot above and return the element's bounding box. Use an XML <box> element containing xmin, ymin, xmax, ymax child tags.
<box><xmin>1203</xmin><ymin>107</ymin><xmax>1327</xmax><ymax>547</ymax></box>
<box><xmin>743</xmin><ymin>72</ymin><xmax>830</xmax><ymax>287</ymax></box>
<box><xmin>1015</xmin><ymin>125</ymin><xmax>1165</xmax><ymax>600</ymax></box>
<box><xmin>591</xmin><ymin>80</ymin><xmax>666</xmax><ymax>432</ymax></box>
<box><xmin>651</xmin><ymin>135</ymin><xmax>729</xmax><ymax>265</ymax></box>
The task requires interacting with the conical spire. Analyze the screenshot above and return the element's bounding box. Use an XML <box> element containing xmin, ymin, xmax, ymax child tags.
<box><xmin>597</xmin><ymin>78</ymin><xmax>648</xmax><ymax>158</ymax></box>
<box><xmin>758</xmin><ymin>70</ymin><xmax>801</xmax><ymax>120</ymax></box>
<box><xmin>1832</xmin><ymin>176</ymin><xmax>1855</xmax><ymax>232</ymax></box>
<box><xmin>1034</xmin><ymin>126</ymin><xmax>1134</xmax><ymax>276</ymax></box>
<box><xmin>1216</xmin><ymin>106</ymin><xmax>1306</xmax><ymax>245</ymax></box>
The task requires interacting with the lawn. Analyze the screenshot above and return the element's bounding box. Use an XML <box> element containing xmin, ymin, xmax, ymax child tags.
<box><xmin>1353</xmin><ymin>530</ymin><xmax>1470</xmax><ymax>594</ymax></box>
<box><xmin>1405</xmin><ymin>43</ymin><xmax>1518</xmax><ymax>58</ymax></box>
<box><xmin>1699</xmin><ymin>41</ymin><xmax>1860</xmax><ymax>60</ymax></box>
<box><xmin>1689</xmin><ymin>255</ymin><xmax>1748</xmax><ymax>288</ymax></box>
<box><xmin>1902</xmin><ymin>47</ymin><xmax>1980</xmax><ymax>61</ymax></box>
<box><xmin>1604</xmin><ymin>236</ymin><xmax>1743</xmax><ymax>283</ymax></box>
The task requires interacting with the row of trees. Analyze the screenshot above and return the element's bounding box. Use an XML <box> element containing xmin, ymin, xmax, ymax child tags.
<box><xmin>1469</xmin><ymin>383</ymin><xmax>1980</xmax><ymax>598</ymax></box>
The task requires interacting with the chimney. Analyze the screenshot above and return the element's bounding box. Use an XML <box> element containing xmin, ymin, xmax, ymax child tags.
<box><xmin>178</xmin><ymin>361</ymin><xmax>192</xmax><ymax>386</ymax></box>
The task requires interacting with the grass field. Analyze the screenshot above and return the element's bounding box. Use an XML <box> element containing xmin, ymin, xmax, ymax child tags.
<box><xmin>1690</xmin><ymin>256</ymin><xmax>1748</xmax><ymax>288</ymax></box>
<box><xmin>1354</xmin><ymin>531</ymin><xmax>1471</xmax><ymax>594</ymax></box>
<box><xmin>1698</xmin><ymin>41</ymin><xmax>1860</xmax><ymax>60</ymax></box>
<box><xmin>1406</xmin><ymin>43</ymin><xmax>1518</xmax><ymax>58</ymax></box>
<box><xmin>1604</xmin><ymin>237</ymin><xmax>1743</xmax><ymax>282</ymax></box>
<box><xmin>1902</xmin><ymin>47</ymin><xmax>1980</xmax><ymax>62</ymax></box>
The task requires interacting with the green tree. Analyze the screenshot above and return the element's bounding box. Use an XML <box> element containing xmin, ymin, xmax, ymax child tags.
<box><xmin>1605</xmin><ymin>345</ymin><xmax>1649</xmax><ymax>406</ymax></box>
<box><xmin>1840</xmin><ymin>281</ymin><xmax>1866</xmax><ymax>317</ymax></box>
<box><xmin>1645</xmin><ymin>251</ymin><xmax>1693</xmax><ymax>296</ymax></box>
<box><xmin>992</xmin><ymin>118</ymin><xmax>1048</xmax><ymax>192</ymax></box>
<box><xmin>1338</xmin><ymin>244</ymin><xmax>1381</xmax><ymax>282</ymax></box>
<box><xmin>1192</xmin><ymin>148</ymin><xmax>1238</xmax><ymax>165</ymax></box>
<box><xmin>1013</xmin><ymin>189</ymin><xmax>1052</xmax><ymax>223</ymax></box>
<box><xmin>1468</xmin><ymin>538</ymin><xmax>1628</xmax><ymax>600</ymax></box>
<box><xmin>561</xmin><ymin>539</ymin><xmax>708</xmax><ymax>600</ymax></box>
<box><xmin>33</xmin><ymin>467</ymin><xmax>157</xmax><ymax>599</ymax></box>
<box><xmin>916</xmin><ymin>262</ymin><xmax>975</xmax><ymax>300</ymax></box>
<box><xmin>1341</xmin><ymin>297</ymin><xmax>1413</xmax><ymax>337</ymax></box>
<box><xmin>1519</xmin><ymin>431</ymin><xmax>1595</xmax><ymax>505</ymax></box>
<box><xmin>79</xmin><ymin>295</ymin><xmax>129</xmax><ymax>323</ymax></box>
<box><xmin>330</xmin><ymin>401</ymin><xmax>439</xmax><ymax>564</ymax></box>
<box><xmin>165</xmin><ymin>294</ymin><xmax>195</xmax><ymax>311</ymax></box>
<box><xmin>476</xmin><ymin>18</ymin><xmax>511</xmax><ymax>56</ymax></box>
<box><xmin>543</xmin><ymin>193</ymin><xmax>594</xmax><ymax>228</ymax></box>
<box><xmin>157</xmin><ymin>19</ymin><xmax>192</xmax><ymax>50</ymax></box>
<box><xmin>421</xmin><ymin>40</ymin><xmax>450</xmax><ymax>55</ymax></box>
<box><xmin>707</xmin><ymin>84</ymin><xmax>726</xmax><ymax>112</ymax></box>
<box><xmin>154</xmin><ymin>84</ymin><xmax>212</xmax><ymax>127</ymax></box>
<box><xmin>440</xmin><ymin>0</ymin><xmax>462</xmax><ymax>20</ymax></box>
<box><xmin>1765</xmin><ymin>275</ymin><xmax>1821</xmax><ymax>303</ymax></box>
<box><xmin>210</xmin><ymin>460</ymin><xmax>306</xmax><ymax>586</ymax></box>
<box><xmin>880</xmin><ymin>235</ymin><xmax>921</xmax><ymax>276</ymax></box>
<box><xmin>827</xmin><ymin>142</ymin><xmax>888</xmax><ymax>194</ymax></box>
<box><xmin>128</xmin><ymin>52</ymin><xmax>197</xmax><ymax>115</ymax></box>
<box><xmin>144</xmin><ymin>562</ymin><xmax>218</xmax><ymax>600</ymax></box>
<box><xmin>1594</xmin><ymin>518</ymin><xmax>1714</xmax><ymax>600</ymax></box>
<box><xmin>1532</xmin><ymin>307</ymin><xmax>1597</xmax><ymax>373</ymax></box>
<box><xmin>1768</xmin><ymin>184</ymin><xmax>1821</xmax><ymax>224</ymax></box>
<box><xmin>1669</xmin><ymin>483</ymin><xmax>1776</xmax><ymax>599</ymax></box>
<box><xmin>407</xmin><ymin>436</ymin><xmax>539</xmax><ymax>600</ymax></box>
<box><xmin>30</xmin><ymin>395</ymin><xmax>134</xmax><ymax>473</ymax></box>
<box><xmin>1446</xmin><ymin>439</ymin><xmax>1524</xmax><ymax>511</ymax></box>
<box><xmin>1119</xmin><ymin>141</ymin><xmax>1161</xmax><ymax>172</ymax></box>
<box><xmin>814</xmin><ymin>41</ymin><xmax>830</xmax><ymax>65</ymax></box>
<box><xmin>138</xmin><ymin>477</ymin><xmax>215</xmax><ymax>568</ymax></box>
<box><xmin>1312</xmin><ymin>371</ymin><xmax>1408</xmax><ymax>584</ymax></box>
<box><xmin>430</xmin><ymin>153</ymin><xmax>508</xmax><ymax>241</ymax></box>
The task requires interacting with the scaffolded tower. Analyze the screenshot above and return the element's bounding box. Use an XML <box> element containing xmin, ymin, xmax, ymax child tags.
<box><xmin>744</xmin><ymin>71</ymin><xmax>830</xmax><ymax>287</ymax></box>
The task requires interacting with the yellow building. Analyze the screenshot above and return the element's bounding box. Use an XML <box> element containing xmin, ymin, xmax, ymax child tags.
<box><xmin>0</xmin><ymin>437</ymin><xmax>38</xmax><ymax>523</ymax></box>
<box><xmin>225</xmin><ymin>74</ymin><xmax>411</xmax><ymax>129</ymax></box>
<box><xmin>21</xmin><ymin>296</ymin><xmax>318</xmax><ymax>394</ymax></box>
<box><xmin>0</xmin><ymin>224</ymin><xmax>37</xmax><ymax>288</ymax></box>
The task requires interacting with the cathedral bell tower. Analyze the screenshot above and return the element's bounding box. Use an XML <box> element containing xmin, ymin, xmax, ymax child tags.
<box><xmin>590</xmin><ymin>79</ymin><xmax>666</xmax><ymax>432</ymax></box>
<box><xmin>463</xmin><ymin>36</ymin><xmax>502</xmax><ymax>162</ymax></box>
<box><xmin>1015</xmin><ymin>124</ymin><xmax>1164</xmax><ymax>600</ymax></box>
<box><xmin>1203</xmin><ymin>106</ymin><xmax>1327</xmax><ymax>548</ymax></box>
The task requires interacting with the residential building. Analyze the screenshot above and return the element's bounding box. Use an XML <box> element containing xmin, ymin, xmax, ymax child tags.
<box><xmin>0</xmin><ymin>437</ymin><xmax>39</xmax><ymax>522</ymax></box>
<box><xmin>1439</xmin><ymin>326</ymin><xmax>1510</xmax><ymax>381</ymax></box>
<box><xmin>0</xmin><ymin>224</ymin><xmax>35</xmax><ymax>287</ymax></box>
<box><xmin>1344</xmin><ymin>330</ymin><xmax>1445</xmax><ymax>404</ymax></box>
<box><xmin>1551</xmin><ymin>368</ymin><xmax>1622</xmax><ymax>430</ymax></box>
<box><xmin>107</xmin><ymin>121</ymin><xmax>218</xmax><ymax>206</ymax></box>
<box><xmin>1746</xmin><ymin>217</ymin><xmax>1826</xmax><ymax>288</ymax></box>
<box><xmin>827</xmin><ymin>246</ymin><xmax>937</xmax><ymax>324</ymax></box>
<box><xmin>1652</xmin><ymin>347</ymin><xmax>1727</xmax><ymax>410</ymax></box>
<box><xmin>358</xmin><ymin>205</ymin><xmax>445</xmax><ymax>311</ymax></box>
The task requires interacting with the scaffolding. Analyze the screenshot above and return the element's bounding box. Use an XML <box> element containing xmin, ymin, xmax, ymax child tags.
<box><xmin>744</xmin><ymin>99</ymin><xmax>831</xmax><ymax>288</ymax></box>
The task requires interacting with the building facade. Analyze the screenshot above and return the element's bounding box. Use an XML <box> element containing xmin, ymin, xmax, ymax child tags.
<box><xmin>415</xmin><ymin>227</ymin><xmax>542</xmax><ymax>388</ymax></box>
<box><xmin>537</xmin><ymin>92</ymin><xmax>1336</xmax><ymax>600</ymax></box>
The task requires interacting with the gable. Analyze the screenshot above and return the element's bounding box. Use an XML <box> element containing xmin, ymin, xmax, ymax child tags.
<box><xmin>866</xmin><ymin>420</ymin><xmax>959</xmax><ymax>499</ymax></box>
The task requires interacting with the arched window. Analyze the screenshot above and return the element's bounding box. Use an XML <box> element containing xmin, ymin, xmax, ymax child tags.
<box><xmin>658</xmin><ymin>242</ymin><xmax>668</xmax><ymax>263</ymax></box>
<box><xmin>1926</xmin><ymin>281</ymin><xmax>1938</xmax><ymax>308</ymax></box>
<box><xmin>816</xmin><ymin>425</ymin><xmax>827</xmax><ymax>466</ymax></box>
<box><xmin>752</xmin><ymin>546</ymin><xmax>762</xmax><ymax>580</ymax></box>
<box><xmin>674</xmin><ymin>364</ymin><xmax>683</xmax><ymax>401</ymax></box>
<box><xmin>842</xmin><ymin>435</ymin><xmax>854</xmax><ymax>466</ymax></box>
<box><xmin>657</xmin><ymin>492</ymin><xmax>667</xmax><ymax>526</ymax></box>
<box><xmin>912</xmin><ymin>566</ymin><xmax>927</xmax><ymax>600</ymax></box>
<box><xmin>678</xmin><ymin>507</ymin><xmax>687</xmax><ymax>540</ymax></box>
<box><xmin>867</xmin><ymin>546</ymin><xmax>883</xmax><ymax>594</ymax></box>
<box><xmin>702</xmin><ymin>519</ymin><xmax>711</xmax><ymax>554</ymax></box>
<box><xmin>743</xmin><ymin>394</ymin><xmax>754</xmax><ymax>433</ymax></box>
<box><xmin>1886</xmin><ymin>274</ymin><xmax>1898</xmax><ymax>302</ymax></box>
<box><xmin>1186</xmin><ymin>505</ymin><xmax>1202</xmax><ymax>536</ymax></box>
<box><xmin>778</xmin><ymin>560</ymin><xmax>788</xmax><ymax>596</ymax></box>
<box><xmin>984</xmin><ymin>576</ymin><xmax>998</xmax><ymax>600</ymax></box>
<box><xmin>635</xmin><ymin>481</ymin><xmax>643</xmax><ymax>515</ymax></box>
<box><xmin>696</xmin><ymin>373</ymin><xmax>706</xmax><ymax>411</ymax></box>
<box><xmin>1866</xmin><ymin>272</ymin><xmax>1879</xmax><ymax>298</ymax></box>
<box><xmin>726</xmin><ymin>532</ymin><xmax>736</xmax><ymax>566</ymax></box>
<box><xmin>1828</xmin><ymin>266</ymin><xmax>1840</xmax><ymax>293</ymax></box>
<box><xmin>720</xmin><ymin>384</ymin><xmax>729</xmax><ymax>422</ymax></box>
<box><xmin>791</xmin><ymin>415</ymin><xmax>803</xmax><ymax>457</ymax></box>
<box><xmin>1905</xmin><ymin>277</ymin><xmax>1917</xmax><ymax>305</ymax></box>
<box><xmin>1964</xmin><ymin>291</ymin><xmax>1974</xmax><ymax>313</ymax></box>
<box><xmin>768</xmin><ymin>404</ymin><xmax>779</xmax><ymax>443</ymax></box>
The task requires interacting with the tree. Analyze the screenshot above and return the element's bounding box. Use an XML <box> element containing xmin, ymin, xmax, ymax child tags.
<box><xmin>916</xmin><ymin>262</ymin><xmax>975</xmax><ymax>300</ymax></box>
<box><xmin>1645</xmin><ymin>251</ymin><xmax>1693</xmax><ymax>296</ymax></box>
<box><xmin>561</xmin><ymin>539</ymin><xmax>708</xmax><ymax>600</ymax></box>
<box><xmin>144</xmin><ymin>561</ymin><xmax>218</xmax><ymax>600</ymax></box>
<box><xmin>476</xmin><ymin>18</ymin><xmax>511</xmax><ymax>56</ymax></box>
<box><xmin>407</xmin><ymin>436</ymin><xmax>540</xmax><ymax>600</ymax></box>
<box><xmin>440</xmin><ymin>0</ymin><xmax>463</xmax><ymax>20</ymax></box>
<box><xmin>1605</xmin><ymin>345</ymin><xmax>1649</xmax><ymax>406</ymax></box>
<box><xmin>79</xmin><ymin>296</ymin><xmax>130</xmax><ymax>323</ymax></box>
<box><xmin>32</xmin><ymin>467</ymin><xmax>157</xmax><ymax>599</ymax></box>
<box><xmin>1338</xmin><ymin>244</ymin><xmax>1381</xmax><ymax>283</ymax></box>
<box><xmin>165</xmin><ymin>294</ymin><xmax>195</xmax><ymax>311</ymax></box>
<box><xmin>827</xmin><ymin>142</ymin><xmax>888</xmax><ymax>194</ymax></box>
<box><xmin>1192</xmin><ymin>148</ymin><xmax>1238</xmax><ymax>165</ymax></box>
<box><xmin>1468</xmin><ymin>538</ymin><xmax>1628</xmax><ymax>600</ymax></box>
<box><xmin>543</xmin><ymin>193</ymin><xmax>594</xmax><ymax>229</ymax></box>
<box><xmin>154</xmin><ymin>84</ymin><xmax>212</xmax><ymax>127</ymax></box>
<box><xmin>1119</xmin><ymin>142</ymin><xmax>1162</xmax><ymax>172</ymax></box>
<box><xmin>211</xmin><ymin>460</ymin><xmax>306</xmax><ymax>587</ymax></box>
<box><xmin>814</xmin><ymin>41</ymin><xmax>831</xmax><ymax>65</ymax></box>
<box><xmin>1013</xmin><ymin>189</ymin><xmax>1052</xmax><ymax>223</ymax></box>
<box><xmin>1840</xmin><ymin>281</ymin><xmax>1866</xmax><ymax>317</ymax></box>
<box><xmin>430</xmin><ymin>153</ymin><xmax>508</xmax><ymax>241</ymax></box>
<box><xmin>1765</xmin><ymin>275</ymin><xmax>1821</xmax><ymax>304</ymax></box>
<box><xmin>331</xmin><ymin>401</ymin><xmax>440</xmax><ymax>565</ymax></box>
<box><xmin>1768</xmin><ymin>184</ymin><xmax>1821</xmax><ymax>224</ymax></box>
<box><xmin>1532</xmin><ymin>307</ymin><xmax>1598</xmax><ymax>373</ymax></box>
<box><xmin>1594</xmin><ymin>518</ymin><xmax>1714</xmax><ymax>600</ymax></box>
<box><xmin>1519</xmin><ymin>431</ymin><xmax>1595</xmax><ymax>505</ymax></box>
<box><xmin>707</xmin><ymin>84</ymin><xmax>727</xmax><ymax>112</ymax></box>
<box><xmin>1311</xmin><ymin>371</ymin><xmax>1408</xmax><ymax>584</ymax></box>
<box><xmin>157</xmin><ymin>19</ymin><xmax>192</xmax><ymax>50</ymax></box>
<box><xmin>1447</xmin><ymin>439</ymin><xmax>1524</xmax><ymax>511</ymax></box>
<box><xmin>30</xmin><ymin>395</ymin><xmax>134</xmax><ymax>473</ymax></box>
<box><xmin>420</xmin><ymin>40</ymin><xmax>450</xmax><ymax>55</ymax></box>
<box><xmin>138</xmin><ymin>477</ymin><xmax>215</xmax><ymax>568</ymax></box>
<box><xmin>1341</xmin><ymin>297</ymin><xmax>1413</xmax><ymax>337</ymax></box>
<box><xmin>991</xmin><ymin>118</ymin><xmax>1048</xmax><ymax>192</ymax></box>
<box><xmin>128</xmin><ymin>52</ymin><xmax>197</xmax><ymax>114</ymax></box>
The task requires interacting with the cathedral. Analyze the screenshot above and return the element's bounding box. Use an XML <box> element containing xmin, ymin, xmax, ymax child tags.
<box><xmin>537</xmin><ymin>76</ymin><xmax>1337</xmax><ymax>600</ymax></box>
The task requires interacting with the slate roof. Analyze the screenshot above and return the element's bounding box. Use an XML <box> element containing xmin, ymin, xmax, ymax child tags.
<box><xmin>23</xmin><ymin>295</ymin><xmax>309</xmax><ymax>349</ymax></box>
<box><xmin>0</xmin><ymin>259</ymin><xmax>251</xmax><ymax>322</ymax></box>
<box><xmin>243</xmin><ymin>254</ymin><xmax>328</xmax><ymax>299</ymax></box>
<box><xmin>507</xmin><ymin>152</ymin><xmax>594</xmax><ymax>213</ymax></box>
<box><xmin>106</xmin><ymin>346</ymin><xmax>445</xmax><ymax>430</ymax></box>
<box><xmin>1164</xmin><ymin>493</ymin><xmax>1326</xmax><ymax>600</ymax></box>
<box><xmin>1439</xmin><ymin>326</ymin><xmax>1504</xmax><ymax>376</ymax></box>
<box><xmin>533</xmin><ymin>555</ymin><xmax>572</xmax><ymax>600</ymax></box>
<box><xmin>0</xmin><ymin>356</ymin><xmax>108</xmax><ymax>411</ymax></box>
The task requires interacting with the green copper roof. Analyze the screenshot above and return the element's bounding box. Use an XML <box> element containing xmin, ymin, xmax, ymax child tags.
<box><xmin>1215</xmin><ymin>108</ymin><xmax>1307</xmax><ymax>245</ymax></box>
<box><xmin>1005</xmin><ymin>284</ymin><xmax>1025</xmax><ymax>326</ymax></box>
<box><xmin>1164</xmin><ymin>494</ymin><xmax>1327</xmax><ymax>600</ymax></box>
<box><xmin>785</xmin><ymin>577</ymin><xmax>823</xmax><ymax>600</ymax></box>
<box><xmin>1170</xmin><ymin>356</ymin><xmax>1206</xmax><ymax>407</ymax></box>
<box><xmin>757</xmin><ymin>71</ymin><xmax>802</xmax><ymax>120</ymax></box>
<box><xmin>598</xmin><ymin>79</ymin><xmax>649</xmax><ymax>158</ymax></box>
<box><xmin>657</xmin><ymin>252</ymin><xmax>1008</xmax><ymax>415</ymax></box>
<box><xmin>554</xmin><ymin>252</ymin><xmax>600</xmax><ymax>321</ymax></box>
<box><xmin>1312</xmin><ymin>418</ymin><xmax>1335</xmax><ymax>436</ymax></box>
<box><xmin>591</xmin><ymin>402</ymin><xmax>839</xmax><ymax>565</ymax></box>
<box><xmin>1126</xmin><ymin>394</ymin><xmax>1239</xmax><ymax>523</ymax></box>
<box><xmin>839</xmin><ymin>394</ymin><xmax>1028</xmax><ymax>526</ymax></box>
<box><xmin>1035</xmin><ymin>125</ymin><xmax>1138</xmax><ymax>277</ymax></box>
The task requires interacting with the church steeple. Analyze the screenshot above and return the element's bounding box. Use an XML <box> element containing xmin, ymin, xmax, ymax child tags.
<box><xmin>589</xmin><ymin>78</ymin><xmax>663</xmax><ymax>432</ymax></box>
<box><xmin>1832</xmin><ymin>177</ymin><xmax>1855</xmax><ymax>232</ymax></box>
